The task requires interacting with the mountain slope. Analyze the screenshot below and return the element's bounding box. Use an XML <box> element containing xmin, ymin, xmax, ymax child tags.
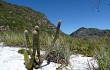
<box><xmin>0</xmin><ymin>0</ymin><xmax>70</xmax><ymax>47</ymax></box>
<box><xmin>0</xmin><ymin>0</ymin><xmax>57</xmax><ymax>34</ymax></box>
<box><xmin>70</xmin><ymin>27</ymin><xmax>110</xmax><ymax>37</ymax></box>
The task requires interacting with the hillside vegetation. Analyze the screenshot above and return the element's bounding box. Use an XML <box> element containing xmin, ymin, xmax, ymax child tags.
<box><xmin>0</xmin><ymin>0</ymin><xmax>56</xmax><ymax>34</ymax></box>
<box><xmin>0</xmin><ymin>0</ymin><xmax>68</xmax><ymax>46</ymax></box>
<box><xmin>0</xmin><ymin>1</ymin><xmax>110</xmax><ymax>70</ymax></box>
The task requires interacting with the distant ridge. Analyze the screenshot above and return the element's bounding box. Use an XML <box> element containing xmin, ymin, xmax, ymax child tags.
<box><xmin>70</xmin><ymin>27</ymin><xmax>110</xmax><ymax>37</ymax></box>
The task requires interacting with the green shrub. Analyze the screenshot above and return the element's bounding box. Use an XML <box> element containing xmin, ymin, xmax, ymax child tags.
<box><xmin>93</xmin><ymin>36</ymin><xmax>110</xmax><ymax>70</ymax></box>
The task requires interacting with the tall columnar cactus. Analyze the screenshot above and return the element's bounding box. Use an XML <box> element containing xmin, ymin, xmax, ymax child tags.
<box><xmin>24</xmin><ymin>30</ymin><xmax>29</xmax><ymax>64</ymax></box>
<box><xmin>35</xmin><ymin>26</ymin><xmax>41</xmax><ymax>65</ymax></box>
<box><xmin>24</xmin><ymin>30</ymin><xmax>32</xmax><ymax>56</ymax></box>
<box><xmin>23</xmin><ymin>26</ymin><xmax>41</xmax><ymax>70</ymax></box>
<box><xmin>24</xmin><ymin>30</ymin><xmax>30</xmax><ymax>48</ymax></box>
<box><xmin>25</xmin><ymin>30</ymin><xmax>39</xmax><ymax>70</ymax></box>
<box><xmin>46</xmin><ymin>20</ymin><xmax>62</xmax><ymax>64</ymax></box>
<box><xmin>52</xmin><ymin>20</ymin><xmax>62</xmax><ymax>45</ymax></box>
<box><xmin>32</xmin><ymin>30</ymin><xmax>38</xmax><ymax>59</ymax></box>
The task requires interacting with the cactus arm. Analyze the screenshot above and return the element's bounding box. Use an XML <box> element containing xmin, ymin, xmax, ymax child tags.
<box><xmin>24</xmin><ymin>50</ymin><xmax>29</xmax><ymax>64</ymax></box>
<box><xmin>29</xmin><ymin>48</ymin><xmax>32</xmax><ymax>56</ymax></box>
<box><xmin>24</xmin><ymin>30</ymin><xmax>32</xmax><ymax>56</ymax></box>
<box><xmin>26</xmin><ymin>54</ymin><xmax>34</xmax><ymax>70</ymax></box>
<box><xmin>24</xmin><ymin>30</ymin><xmax>30</xmax><ymax>48</ymax></box>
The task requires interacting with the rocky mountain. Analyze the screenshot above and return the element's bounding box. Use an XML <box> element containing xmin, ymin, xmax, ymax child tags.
<box><xmin>70</xmin><ymin>27</ymin><xmax>110</xmax><ymax>37</ymax></box>
<box><xmin>0</xmin><ymin>0</ymin><xmax>59</xmax><ymax>35</ymax></box>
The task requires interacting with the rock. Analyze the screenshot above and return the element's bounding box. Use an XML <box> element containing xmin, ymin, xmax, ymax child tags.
<box><xmin>0</xmin><ymin>25</ymin><xmax>10</xmax><ymax>31</ymax></box>
<box><xmin>36</xmin><ymin>20</ymin><xmax>47</xmax><ymax>25</ymax></box>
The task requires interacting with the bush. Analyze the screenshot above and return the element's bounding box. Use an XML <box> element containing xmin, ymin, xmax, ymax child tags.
<box><xmin>94</xmin><ymin>36</ymin><xmax>110</xmax><ymax>70</ymax></box>
<box><xmin>46</xmin><ymin>39</ymin><xmax>71</xmax><ymax>64</ymax></box>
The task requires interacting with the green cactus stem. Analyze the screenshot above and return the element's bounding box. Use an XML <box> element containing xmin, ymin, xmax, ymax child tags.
<box><xmin>24</xmin><ymin>50</ymin><xmax>29</xmax><ymax>65</ymax></box>
<box><xmin>24</xmin><ymin>30</ymin><xmax>29</xmax><ymax>65</ymax></box>
<box><xmin>52</xmin><ymin>20</ymin><xmax>62</xmax><ymax>45</ymax></box>
<box><xmin>26</xmin><ymin>54</ymin><xmax>34</xmax><ymax>70</ymax></box>
<box><xmin>46</xmin><ymin>20</ymin><xmax>62</xmax><ymax>64</ymax></box>
<box><xmin>35</xmin><ymin>26</ymin><xmax>41</xmax><ymax>66</ymax></box>
<box><xmin>32</xmin><ymin>30</ymin><xmax>37</xmax><ymax>57</ymax></box>
<box><xmin>24</xmin><ymin>30</ymin><xmax>32</xmax><ymax>56</ymax></box>
<box><xmin>26</xmin><ymin>30</ymin><xmax>38</xmax><ymax>70</ymax></box>
<box><xmin>24</xmin><ymin>30</ymin><xmax>30</xmax><ymax>48</ymax></box>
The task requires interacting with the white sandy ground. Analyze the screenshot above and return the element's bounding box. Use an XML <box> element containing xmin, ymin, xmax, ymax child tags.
<box><xmin>0</xmin><ymin>42</ymin><xmax>99</xmax><ymax>70</ymax></box>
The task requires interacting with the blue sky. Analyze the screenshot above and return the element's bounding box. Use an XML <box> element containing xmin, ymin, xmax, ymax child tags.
<box><xmin>5</xmin><ymin>0</ymin><xmax>110</xmax><ymax>34</ymax></box>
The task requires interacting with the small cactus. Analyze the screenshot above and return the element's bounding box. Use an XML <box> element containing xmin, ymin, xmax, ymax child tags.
<box><xmin>25</xmin><ymin>30</ymin><xmax>39</xmax><ymax>70</ymax></box>
<box><xmin>24</xmin><ymin>28</ymin><xmax>41</xmax><ymax>70</ymax></box>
